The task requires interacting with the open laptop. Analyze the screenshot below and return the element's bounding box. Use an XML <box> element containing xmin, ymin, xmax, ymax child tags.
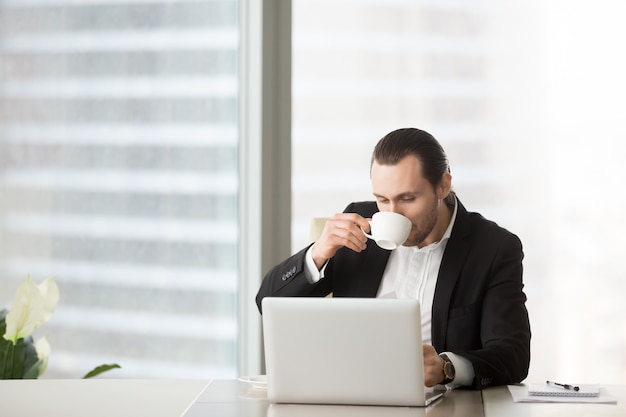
<box><xmin>261</xmin><ymin>297</ymin><xmax>445</xmax><ymax>407</ymax></box>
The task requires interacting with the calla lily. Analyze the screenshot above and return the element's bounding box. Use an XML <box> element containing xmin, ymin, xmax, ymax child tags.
<box><xmin>2</xmin><ymin>276</ymin><xmax>119</xmax><ymax>379</ymax></box>
<box><xmin>3</xmin><ymin>277</ymin><xmax>60</xmax><ymax>344</ymax></box>
<box><xmin>34</xmin><ymin>337</ymin><xmax>51</xmax><ymax>377</ymax></box>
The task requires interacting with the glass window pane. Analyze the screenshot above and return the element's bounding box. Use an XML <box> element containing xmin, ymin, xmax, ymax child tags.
<box><xmin>0</xmin><ymin>0</ymin><xmax>239</xmax><ymax>378</ymax></box>
<box><xmin>292</xmin><ymin>0</ymin><xmax>626</xmax><ymax>384</ymax></box>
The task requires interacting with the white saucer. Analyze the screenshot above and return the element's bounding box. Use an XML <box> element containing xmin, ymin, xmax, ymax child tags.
<box><xmin>238</xmin><ymin>375</ymin><xmax>268</xmax><ymax>390</ymax></box>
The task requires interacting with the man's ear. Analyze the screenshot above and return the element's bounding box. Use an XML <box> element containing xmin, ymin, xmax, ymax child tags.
<box><xmin>438</xmin><ymin>172</ymin><xmax>452</xmax><ymax>199</ymax></box>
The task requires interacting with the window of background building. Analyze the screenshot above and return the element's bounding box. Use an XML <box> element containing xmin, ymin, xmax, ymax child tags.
<box><xmin>0</xmin><ymin>0</ymin><xmax>240</xmax><ymax>378</ymax></box>
<box><xmin>292</xmin><ymin>0</ymin><xmax>626</xmax><ymax>384</ymax></box>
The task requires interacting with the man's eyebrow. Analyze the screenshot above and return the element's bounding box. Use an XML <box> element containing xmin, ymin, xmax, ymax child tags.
<box><xmin>373</xmin><ymin>191</ymin><xmax>419</xmax><ymax>199</ymax></box>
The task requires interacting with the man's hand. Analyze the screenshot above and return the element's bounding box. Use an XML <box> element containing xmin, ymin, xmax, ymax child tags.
<box><xmin>310</xmin><ymin>213</ymin><xmax>371</xmax><ymax>269</ymax></box>
<box><xmin>423</xmin><ymin>344</ymin><xmax>445</xmax><ymax>387</ymax></box>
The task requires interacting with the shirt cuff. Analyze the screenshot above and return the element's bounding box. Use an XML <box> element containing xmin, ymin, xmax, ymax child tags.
<box><xmin>304</xmin><ymin>246</ymin><xmax>328</xmax><ymax>283</ymax></box>
<box><xmin>442</xmin><ymin>351</ymin><xmax>475</xmax><ymax>388</ymax></box>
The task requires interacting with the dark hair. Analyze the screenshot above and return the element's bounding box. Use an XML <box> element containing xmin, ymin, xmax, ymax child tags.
<box><xmin>371</xmin><ymin>128</ymin><xmax>456</xmax><ymax>207</ymax></box>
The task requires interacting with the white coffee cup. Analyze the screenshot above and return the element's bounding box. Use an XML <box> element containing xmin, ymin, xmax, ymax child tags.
<box><xmin>363</xmin><ymin>212</ymin><xmax>412</xmax><ymax>250</ymax></box>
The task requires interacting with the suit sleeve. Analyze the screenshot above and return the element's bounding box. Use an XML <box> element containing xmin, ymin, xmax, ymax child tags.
<box><xmin>255</xmin><ymin>201</ymin><xmax>378</xmax><ymax>313</ymax></box>
<box><xmin>255</xmin><ymin>244</ymin><xmax>332</xmax><ymax>313</ymax></box>
<box><xmin>455</xmin><ymin>232</ymin><xmax>531</xmax><ymax>389</ymax></box>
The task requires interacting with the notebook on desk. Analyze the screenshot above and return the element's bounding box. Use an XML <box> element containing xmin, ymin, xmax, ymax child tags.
<box><xmin>261</xmin><ymin>297</ymin><xmax>445</xmax><ymax>407</ymax></box>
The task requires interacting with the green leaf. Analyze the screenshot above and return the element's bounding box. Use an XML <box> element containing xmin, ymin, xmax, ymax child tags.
<box><xmin>82</xmin><ymin>363</ymin><xmax>121</xmax><ymax>379</ymax></box>
<box><xmin>19</xmin><ymin>336</ymin><xmax>40</xmax><ymax>379</ymax></box>
<box><xmin>2</xmin><ymin>309</ymin><xmax>39</xmax><ymax>379</ymax></box>
<box><xmin>0</xmin><ymin>332</ymin><xmax>39</xmax><ymax>379</ymax></box>
<box><xmin>1</xmin><ymin>309</ymin><xmax>8</xmax><ymax>338</ymax></box>
<box><xmin>22</xmin><ymin>358</ymin><xmax>44</xmax><ymax>379</ymax></box>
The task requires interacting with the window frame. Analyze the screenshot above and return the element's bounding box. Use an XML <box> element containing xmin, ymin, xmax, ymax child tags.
<box><xmin>237</xmin><ymin>0</ymin><xmax>292</xmax><ymax>376</ymax></box>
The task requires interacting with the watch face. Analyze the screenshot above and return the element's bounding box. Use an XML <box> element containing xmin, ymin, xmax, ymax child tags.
<box><xmin>440</xmin><ymin>353</ymin><xmax>455</xmax><ymax>384</ymax></box>
<box><xmin>445</xmin><ymin>361</ymin><xmax>455</xmax><ymax>379</ymax></box>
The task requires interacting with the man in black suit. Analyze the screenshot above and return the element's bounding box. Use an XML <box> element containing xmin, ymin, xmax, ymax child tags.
<box><xmin>256</xmin><ymin>128</ymin><xmax>531</xmax><ymax>389</ymax></box>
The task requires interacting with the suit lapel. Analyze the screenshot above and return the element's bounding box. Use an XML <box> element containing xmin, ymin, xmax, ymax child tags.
<box><xmin>431</xmin><ymin>200</ymin><xmax>471</xmax><ymax>351</ymax></box>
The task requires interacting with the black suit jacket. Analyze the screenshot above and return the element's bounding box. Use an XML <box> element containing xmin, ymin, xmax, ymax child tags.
<box><xmin>256</xmin><ymin>199</ymin><xmax>531</xmax><ymax>389</ymax></box>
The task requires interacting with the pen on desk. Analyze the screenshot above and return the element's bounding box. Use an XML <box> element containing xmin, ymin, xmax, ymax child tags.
<box><xmin>546</xmin><ymin>380</ymin><xmax>580</xmax><ymax>391</ymax></box>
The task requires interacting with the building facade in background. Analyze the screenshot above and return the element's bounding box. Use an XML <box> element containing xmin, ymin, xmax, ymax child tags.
<box><xmin>0</xmin><ymin>0</ymin><xmax>239</xmax><ymax>378</ymax></box>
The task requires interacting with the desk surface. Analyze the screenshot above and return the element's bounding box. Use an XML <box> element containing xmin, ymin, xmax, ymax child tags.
<box><xmin>189</xmin><ymin>381</ymin><xmax>626</xmax><ymax>417</ymax></box>
<box><xmin>186</xmin><ymin>379</ymin><xmax>483</xmax><ymax>417</ymax></box>
<box><xmin>0</xmin><ymin>379</ymin><xmax>209</xmax><ymax>417</ymax></box>
<box><xmin>0</xmin><ymin>379</ymin><xmax>623</xmax><ymax>417</ymax></box>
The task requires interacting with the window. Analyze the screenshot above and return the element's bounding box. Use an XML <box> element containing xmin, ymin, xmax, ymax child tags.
<box><xmin>1</xmin><ymin>0</ymin><xmax>240</xmax><ymax>378</ymax></box>
<box><xmin>292</xmin><ymin>0</ymin><xmax>626</xmax><ymax>383</ymax></box>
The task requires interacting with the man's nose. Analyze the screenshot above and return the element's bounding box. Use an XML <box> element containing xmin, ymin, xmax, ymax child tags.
<box><xmin>387</xmin><ymin>203</ymin><xmax>403</xmax><ymax>216</ymax></box>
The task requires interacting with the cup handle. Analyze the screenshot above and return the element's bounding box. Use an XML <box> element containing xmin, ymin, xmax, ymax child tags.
<box><xmin>362</xmin><ymin>220</ymin><xmax>373</xmax><ymax>240</ymax></box>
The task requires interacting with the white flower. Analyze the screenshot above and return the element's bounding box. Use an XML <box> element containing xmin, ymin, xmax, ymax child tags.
<box><xmin>35</xmin><ymin>337</ymin><xmax>51</xmax><ymax>377</ymax></box>
<box><xmin>3</xmin><ymin>277</ymin><xmax>60</xmax><ymax>344</ymax></box>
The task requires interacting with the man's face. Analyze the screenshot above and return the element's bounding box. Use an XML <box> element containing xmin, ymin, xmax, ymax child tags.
<box><xmin>371</xmin><ymin>155</ymin><xmax>442</xmax><ymax>248</ymax></box>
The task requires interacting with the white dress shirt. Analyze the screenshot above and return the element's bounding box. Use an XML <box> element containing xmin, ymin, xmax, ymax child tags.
<box><xmin>304</xmin><ymin>202</ymin><xmax>474</xmax><ymax>387</ymax></box>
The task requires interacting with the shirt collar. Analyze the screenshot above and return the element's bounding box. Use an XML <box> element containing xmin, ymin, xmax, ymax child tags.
<box><xmin>441</xmin><ymin>198</ymin><xmax>458</xmax><ymax>242</ymax></box>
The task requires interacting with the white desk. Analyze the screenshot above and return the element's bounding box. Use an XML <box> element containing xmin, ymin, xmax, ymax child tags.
<box><xmin>0</xmin><ymin>378</ymin><xmax>482</xmax><ymax>417</ymax></box>
<box><xmin>1</xmin><ymin>379</ymin><xmax>623</xmax><ymax>417</ymax></box>
<box><xmin>185</xmin><ymin>379</ymin><xmax>483</xmax><ymax>417</ymax></box>
<box><xmin>0</xmin><ymin>379</ymin><xmax>209</xmax><ymax>417</ymax></box>
<box><xmin>483</xmin><ymin>385</ymin><xmax>626</xmax><ymax>417</ymax></box>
